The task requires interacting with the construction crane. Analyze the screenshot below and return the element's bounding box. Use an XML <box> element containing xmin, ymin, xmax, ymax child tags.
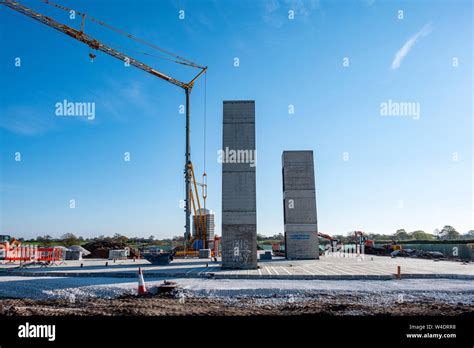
<box><xmin>1</xmin><ymin>0</ymin><xmax>208</xmax><ymax>244</ymax></box>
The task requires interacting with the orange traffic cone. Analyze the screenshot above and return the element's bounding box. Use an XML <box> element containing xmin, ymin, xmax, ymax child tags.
<box><xmin>137</xmin><ymin>267</ymin><xmax>147</xmax><ymax>295</ymax></box>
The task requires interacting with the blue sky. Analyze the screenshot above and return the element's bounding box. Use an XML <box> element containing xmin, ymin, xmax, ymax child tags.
<box><xmin>0</xmin><ymin>0</ymin><xmax>472</xmax><ymax>239</ymax></box>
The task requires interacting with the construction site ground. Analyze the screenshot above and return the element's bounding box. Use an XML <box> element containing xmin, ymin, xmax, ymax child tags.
<box><xmin>0</xmin><ymin>255</ymin><xmax>473</xmax><ymax>316</ymax></box>
<box><xmin>1</xmin><ymin>254</ymin><xmax>472</xmax><ymax>280</ymax></box>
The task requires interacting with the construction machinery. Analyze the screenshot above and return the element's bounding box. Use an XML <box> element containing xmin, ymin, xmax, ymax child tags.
<box><xmin>317</xmin><ymin>232</ymin><xmax>340</xmax><ymax>252</ymax></box>
<box><xmin>0</xmin><ymin>0</ymin><xmax>208</xmax><ymax>249</ymax></box>
<box><xmin>141</xmin><ymin>249</ymin><xmax>175</xmax><ymax>265</ymax></box>
<box><xmin>272</xmin><ymin>242</ymin><xmax>282</xmax><ymax>253</ymax></box>
<box><xmin>352</xmin><ymin>231</ymin><xmax>402</xmax><ymax>255</ymax></box>
<box><xmin>353</xmin><ymin>231</ymin><xmax>375</xmax><ymax>248</ymax></box>
<box><xmin>174</xmin><ymin>235</ymin><xmax>221</xmax><ymax>258</ymax></box>
<box><xmin>383</xmin><ymin>240</ymin><xmax>402</xmax><ymax>252</ymax></box>
<box><xmin>187</xmin><ymin>162</ymin><xmax>208</xmax><ymax>251</ymax></box>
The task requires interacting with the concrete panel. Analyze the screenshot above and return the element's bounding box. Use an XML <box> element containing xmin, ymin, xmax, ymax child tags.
<box><xmin>221</xmin><ymin>224</ymin><xmax>258</xmax><ymax>268</ymax></box>
<box><xmin>282</xmin><ymin>150</ymin><xmax>319</xmax><ymax>260</ymax></box>
<box><xmin>223</xmin><ymin>101</ymin><xmax>255</xmax><ymax>123</ymax></box>
<box><xmin>283</xmin><ymin>197</ymin><xmax>317</xmax><ymax>224</ymax></box>
<box><xmin>282</xmin><ymin>150</ymin><xmax>313</xmax><ymax>164</ymax></box>
<box><xmin>285</xmin><ymin>231</ymin><xmax>319</xmax><ymax>260</ymax></box>
<box><xmin>282</xmin><ymin>165</ymin><xmax>315</xmax><ymax>190</ymax></box>
<box><xmin>284</xmin><ymin>224</ymin><xmax>318</xmax><ymax>232</ymax></box>
<box><xmin>283</xmin><ymin>190</ymin><xmax>316</xmax><ymax>198</ymax></box>
<box><xmin>222</xmin><ymin>114</ymin><xmax>256</xmax><ymax>172</ymax></box>
<box><xmin>221</xmin><ymin>100</ymin><xmax>257</xmax><ymax>269</ymax></box>
<box><xmin>222</xmin><ymin>212</ymin><xmax>256</xmax><ymax>225</ymax></box>
<box><xmin>222</xmin><ymin>171</ymin><xmax>256</xmax><ymax>212</ymax></box>
<box><xmin>223</xmin><ymin>123</ymin><xmax>255</xmax><ymax>149</ymax></box>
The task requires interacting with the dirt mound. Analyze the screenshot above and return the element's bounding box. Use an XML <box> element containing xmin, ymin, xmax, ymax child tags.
<box><xmin>391</xmin><ymin>249</ymin><xmax>445</xmax><ymax>259</ymax></box>
<box><xmin>82</xmin><ymin>240</ymin><xmax>139</xmax><ymax>259</ymax></box>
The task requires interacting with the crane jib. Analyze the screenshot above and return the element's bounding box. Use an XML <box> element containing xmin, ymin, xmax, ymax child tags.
<box><xmin>0</xmin><ymin>0</ymin><xmax>204</xmax><ymax>89</ymax></box>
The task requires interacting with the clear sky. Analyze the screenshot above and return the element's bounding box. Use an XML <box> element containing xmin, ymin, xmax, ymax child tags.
<box><xmin>0</xmin><ymin>0</ymin><xmax>472</xmax><ymax>240</ymax></box>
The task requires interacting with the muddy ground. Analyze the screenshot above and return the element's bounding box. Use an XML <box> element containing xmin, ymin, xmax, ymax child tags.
<box><xmin>1</xmin><ymin>293</ymin><xmax>472</xmax><ymax>316</ymax></box>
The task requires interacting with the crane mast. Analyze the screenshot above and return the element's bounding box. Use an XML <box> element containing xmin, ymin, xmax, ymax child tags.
<box><xmin>1</xmin><ymin>0</ymin><xmax>207</xmax><ymax>242</ymax></box>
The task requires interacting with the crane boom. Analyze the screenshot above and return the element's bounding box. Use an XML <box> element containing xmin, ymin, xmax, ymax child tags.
<box><xmin>1</xmin><ymin>0</ymin><xmax>207</xmax><ymax>241</ymax></box>
<box><xmin>0</xmin><ymin>0</ymin><xmax>206</xmax><ymax>89</ymax></box>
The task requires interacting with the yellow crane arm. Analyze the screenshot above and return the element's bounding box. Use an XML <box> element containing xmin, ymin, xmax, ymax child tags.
<box><xmin>188</xmin><ymin>162</ymin><xmax>207</xmax><ymax>247</ymax></box>
<box><xmin>0</xmin><ymin>0</ymin><xmax>207</xmax><ymax>90</ymax></box>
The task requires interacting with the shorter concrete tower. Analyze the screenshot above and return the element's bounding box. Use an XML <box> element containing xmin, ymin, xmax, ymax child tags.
<box><xmin>282</xmin><ymin>150</ymin><xmax>319</xmax><ymax>259</ymax></box>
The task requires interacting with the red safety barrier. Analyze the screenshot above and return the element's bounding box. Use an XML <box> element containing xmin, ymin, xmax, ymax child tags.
<box><xmin>4</xmin><ymin>245</ymin><xmax>64</xmax><ymax>263</ymax></box>
<box><xmin>4</xmin><ymin>245</ymin><xmax>37</xmax><ymax>262</ymax></box>
<box><xmin>37</xmin><ymin>247</ymin><xmax>64</xmax><ymax>262</ymax></box>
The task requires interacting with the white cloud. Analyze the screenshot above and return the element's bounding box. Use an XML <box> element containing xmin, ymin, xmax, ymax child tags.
<box><xmin>390</xmin><ymin>24</ymin><xmax>432</xmax><ymax>70</ymax></box>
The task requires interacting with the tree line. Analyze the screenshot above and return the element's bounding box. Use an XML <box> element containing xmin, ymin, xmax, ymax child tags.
<box><xmin>19</xmin><ymin>226</ymin><xmax>474</xmax><ymax>247</ymax></box>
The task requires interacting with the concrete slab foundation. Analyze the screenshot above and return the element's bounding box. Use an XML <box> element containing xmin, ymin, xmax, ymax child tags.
<box><xmin>1</xmin><ymin>256</ymin><xmax>473</xmax><ymax>280</ymax></box>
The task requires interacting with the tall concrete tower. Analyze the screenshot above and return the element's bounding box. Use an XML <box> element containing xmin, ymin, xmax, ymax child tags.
<box><xmin>221</xmin><ymin>100</ymin><xmax>257</xmax><ymax>269</ymax></box>
<box><xmin>282</xmin><ymin>150</ymin><xmax>319</xmax><ymax>259</ymax></box>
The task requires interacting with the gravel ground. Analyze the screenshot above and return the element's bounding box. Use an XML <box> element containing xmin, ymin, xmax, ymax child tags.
<box><xmin>0</xmin><ymin>276</ymin><xmax>473</xmax><ymax>316</ymax></box>
<box><xmin>1</xmin><ymin>293</ymin><xmax>472</xmax><ymax>316</ymax></box>
<box><xmin>1</xmin><ymin>276</ymin><xmax>474</xmax><ymax>299</ymax></box>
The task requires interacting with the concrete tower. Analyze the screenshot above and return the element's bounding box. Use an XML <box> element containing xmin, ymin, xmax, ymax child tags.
<box><xmin>221</xmin><ymin>100</ymin><xmax>257</xmax><ymax>269</ymax></box>
<box><xmin>282</xmin><ymin>150</ymin><xmax>319</xmax><ymax>259</ymax></box>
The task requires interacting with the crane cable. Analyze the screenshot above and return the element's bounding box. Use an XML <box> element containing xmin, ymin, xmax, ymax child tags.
<box><xmin>201</xmin><ymin>71</ymin><xmax>207</xmax><ymax>203</ymax></box>
<box><xmin>40</xmin><ymin>0</ymin><xmax>204</xmax><ymax>69</ymax></box>
<box><xmin>108</xmin><ymin>43</ymin><xmax>195</xmax><ymax>66</ymax></box>
<box><xmin>203</xmin><ymin>71</ymin><xmax>207</xmax><ymax>173</ymax></box>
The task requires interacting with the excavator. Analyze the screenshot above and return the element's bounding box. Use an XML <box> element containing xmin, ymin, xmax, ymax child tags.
<box><xmin>317</xmin><ymin>232</ymin><xmax>340</xmax><ymax>253</ymax></box>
